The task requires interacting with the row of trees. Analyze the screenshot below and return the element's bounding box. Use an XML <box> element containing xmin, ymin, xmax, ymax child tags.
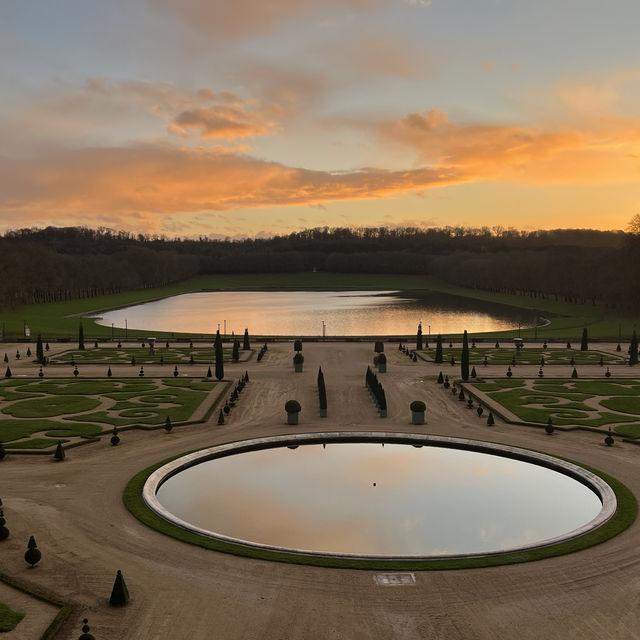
<box><xmin>0</xmin><ymin>225</ymin><xmax>638</xmax><ymax>311</ymax></box>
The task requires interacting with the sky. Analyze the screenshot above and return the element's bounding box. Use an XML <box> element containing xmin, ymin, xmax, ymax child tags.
<box><xmin>1</xmin><ymin>0</ymin><xmax>640</xmax><ymax>238</ymax></box>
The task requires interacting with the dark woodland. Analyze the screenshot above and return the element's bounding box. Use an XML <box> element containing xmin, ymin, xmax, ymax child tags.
<box><xmin>0</xmin><ymin>226</ymin><xmax>638</xmax><ymax>312</ymax></box>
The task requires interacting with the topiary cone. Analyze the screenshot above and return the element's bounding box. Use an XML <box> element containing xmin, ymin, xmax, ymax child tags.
<box><xmin>24</xmin><ymin>535</ymin><xmax>42</xmax><ymax>567</ymax></box>
<box><xmin>53</xmin><ymin>441</ymin><xmax>65</xmax><ymax>461</ymax></box>
<box><xmin>107</xmin><ymin>367</ymin><xmax>112</xmax><ymax>377</ymax></box>
<box><xmin>217</xmin><ymin>410</ymin><xmax>225</xmax><ymax>425</ymax></box>
<box><xmin>164</xmin><ymin>416</ymin><xmax>172</xmax><ymax>433</ymax></box>
<box><xmin>109</xmin><ymin>569</ymin><xmax>130</xmax><ymax>606</ymax></box>
<box><xmin>110</xmin><ymin>426</ymin><xmax>120</xmax><ymax>446</ymax></box>
<box><xmin>486</xmin><ymin>411</ymin><xmax>495</xmax><ymax>426</ymax></box>
<box><xmin>0</xmin><ymin>508</ymin><xmax>9</xmax><ymax>541</ymax></box>
<box><xmin>0</xmin><ymin>441</ymin><xmax>5</xmax><ymax>461</ymax></box>
<box><xmin>4</xmin><ymin>366</ymin><xmax>11</xmax><ymax>378</ymax></box>
<box><xmin>545</xmin><ymin>417</ymin><xmax>554</xmax><ymax>435</ymax></box>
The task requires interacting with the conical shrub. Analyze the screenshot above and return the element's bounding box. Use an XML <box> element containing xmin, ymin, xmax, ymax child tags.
<box><xmin>109</xmin><ymin>569</ymin><xmax>130</xmax><ymax>606</ymax></box>
<box><xmin>53</xmin><ymin>442</ymin><xmax>65</xmax><ymax>461</ymax></box>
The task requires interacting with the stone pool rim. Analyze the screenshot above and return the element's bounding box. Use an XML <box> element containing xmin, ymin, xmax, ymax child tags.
<box><xmin>142</xmin><ymin>432</ymin><xmax>617</xmax><ymax>562</ymax></box>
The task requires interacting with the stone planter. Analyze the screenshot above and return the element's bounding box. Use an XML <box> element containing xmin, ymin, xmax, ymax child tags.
<box><xmin>287</xmin><ymin>412</ymin><xmax>299</xmax><ymax>425</ymax></box>
<box><xmin>411</xmin><ymin>410</ymin><xmax>425</xmax><ymax>425</ymax></box>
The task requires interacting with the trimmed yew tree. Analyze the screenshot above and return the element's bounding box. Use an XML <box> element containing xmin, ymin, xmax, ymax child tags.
<box><xmin>109</xmin><ymin>569</ymin><xmax>130</xmax><ymax>606</ymax></box>
<box><xmin>461</xmin><ymin>330</ymin><xmax>470</xmax><ymax>381</ymax></box>
<box><xmin>580</xmin><ymin>327</ymin><xmax>588</xmax><ymax>351</ymax></box>
<box><xmin>630</xmin><ymin>330</ymin><xmax>639</xmax><ymax>366</ymax></box>
<box><xmin>214</xmin><ymin>330</ymin><xmax>224</xmax><ymax>380</ymax></box>
<box><xmin>78</xmin><ymin>322</ymin><xmax>85</xmax><ymax>351</ymax></box>
<box><xmin>243</xmin><ymin>328</ymin><xmax>250</xmax><ymax>350</ymax></box>
<box><xmin>24</xmin><ymin>536</ymin><xmax>42</xmax><ymax>567</ymax></box>
<box><xmin>434</xmin><ymin>335</ymin><xmax>443</xmax><ymax>363</ymax></box>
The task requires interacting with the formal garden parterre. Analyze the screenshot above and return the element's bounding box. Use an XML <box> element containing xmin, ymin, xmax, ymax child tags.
<box><xmin>422</xmin><ymin>344</ymin><xmax>623</xmax><ymax>366</ymax></box>
<box><xmin>0</xmin><ymin>378</ymin><xmax>221</xmax><ymax>450</ymax></box>
<box><xmin>468</xmin><ymin>378</ymin><xmax>640</xmax><ymax>439</ymax></box>
<box><xmin>49</xmin><ymin>345</ymin><xmax>245</xmax><ymax>365</ymax></box>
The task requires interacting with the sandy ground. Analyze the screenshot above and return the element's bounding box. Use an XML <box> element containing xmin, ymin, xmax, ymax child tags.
<box><xmin>1</xmin><ymin>341</ymin><xmax>639</xmax><ymax>640</ymax></box>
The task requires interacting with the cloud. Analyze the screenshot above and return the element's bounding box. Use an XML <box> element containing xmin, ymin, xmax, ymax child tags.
<box><xmin>169</xmin><ymin>105</ymin><xmax>273</xmax><ymax>140</ymax></box>
<box><xmin>147</xmin><ymin>0</ymin><xmax>381</xmax><ymax>38</ymax></box>
<box><xmin>0</xmin><ymin>143</ymin><xmax>463</xmax><ymax>224</ymax></box>
<box><xmin>380</xmin><ymin>108</ymin><xmax>640</xmax><ymax>185</ymax></box>
<box><xmin>4</xmin><ymin>78</ymin><xmax>278</xmax><ymax>147</ymax></box>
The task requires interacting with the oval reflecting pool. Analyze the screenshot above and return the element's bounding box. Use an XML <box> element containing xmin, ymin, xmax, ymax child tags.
<box><xmin>146</xmin><ymin>434</ymin><xmax>614</xmax><ymax>559</ymax></box>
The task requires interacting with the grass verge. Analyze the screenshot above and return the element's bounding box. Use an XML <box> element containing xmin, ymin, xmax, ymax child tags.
<box><xmin>123</xmin><ymin>443</ymin><xmax>637</xmax><ymax>570</ymax></box>
<box><xmin>0</xmin><ymin>602</ymin><xmax>24</xmax><ymax>632</ymax></box>
<box><xmin>0</xmin><ymin>573</ymin><xmax>72</xmax><ymax>640</ymax></box>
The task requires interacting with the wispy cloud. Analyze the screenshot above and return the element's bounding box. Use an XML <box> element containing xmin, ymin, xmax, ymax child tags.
<box><xmin>147</xmin><ymin>0</ymin><xmax>382</xmax><ymax>38</ymax></box>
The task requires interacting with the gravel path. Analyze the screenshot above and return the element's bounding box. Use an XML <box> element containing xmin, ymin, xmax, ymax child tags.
<box><xmin>1</xmin><ymin>341</ymin><xmax>639</xmax><ymax>640</ymax></box>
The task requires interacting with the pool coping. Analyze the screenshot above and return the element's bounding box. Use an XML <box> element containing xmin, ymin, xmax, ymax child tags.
<box><xmin>142</xmin><ymin>432</ymin><xmax>617</xmax><ymax>561</ymax></box>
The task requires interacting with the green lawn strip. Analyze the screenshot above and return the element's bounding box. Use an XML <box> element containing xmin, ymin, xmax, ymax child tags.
<box><xmin>3</xmin><ymin>396</ymin><xmax>100</xmax><ymax>418</ymax></box>
<box><xmin>429</xmin><ymin>347</ymin><xmax>619</xmax><ymax>366</ymax></box>
<box><xmin>123</xmin><ymin>444</ymin><xmax>637</xmax><ymax>570</ymax></box>
<box><xmin>20</xmin><ymin>380</ymin><xmax>158</xmax><ymax>395</ymax></box>
<box><xmin>2</xmin><ymin>272</ymin><xmax>637</xmax><ymax>340</ymax></box>
<box><xmin>0</xmin><ymin>602</ymin><xmax>24</xmax><ymax>632</ymax></box>
<box><xmin>3</xmin><ymin>437</ymin><xmax>69</xmax><ymax>450</ymax></box>
<box><xmin>614</xmin><ymin>424</ymin><xmax>640</xmax><ymax>438</ymax></box>
<box><xmin>0</xmin><ymin>572</ymin><xmax>73</xmax><ymax>640</ymax></box>
<box><xmin>51</xmin><ymin>347</ymin><xmax>234</xmax><ymax>365</ymax></box>
<box><xmin>600</xmin><ymin>396</ymin><xmax>640</xmax><ymax>415</ymax></box>
<box><xmin>0</xmin><ymin>419</ymin><xmax>101</xmax><ymax>443</ymax></box>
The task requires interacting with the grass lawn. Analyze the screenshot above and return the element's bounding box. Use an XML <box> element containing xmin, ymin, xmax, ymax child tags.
<box><xmin>50</xmin><ymin>346</ymin><xmax>238</xmax><ymax>365</ymax></box>
<box><xmin>470</xmin><ymin>378</ymin><xmax>640</xmax><ymax>434</ymax></box>
<box><xmin>0</xmin><ymin>378</ymin><xmax>217</xmax><ymax>448</ymax></box>
<box><xmin>423</xmin><ymin>346</ymin><xmax>621</xmax><ymax>366</ymax></box>
<box><xmin>0</xmin><ymin>602</ymin><xmax>24</xmax><ymax>632</ymax></box>
<box><xmin>0</xmin><ymin>272</ymin><xmax>638</xmax><ymax>339</ymax></box>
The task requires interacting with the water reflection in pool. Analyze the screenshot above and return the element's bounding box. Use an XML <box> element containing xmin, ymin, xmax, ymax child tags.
<box><xmin>95</xmin><ymin>290</ymin><xmax>538</xmax><ymax>336</ymax></box>
<box><xmin>155</xmin><ymin>443</ymin><xmax>602</xmax><ymax>556</ymax></box>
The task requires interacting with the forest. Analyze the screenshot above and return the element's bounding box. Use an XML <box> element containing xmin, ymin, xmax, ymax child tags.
<box><xmin>0</xmin><ymin>225</ymin><xmax>637</xmax><ymax>312</ymax></box>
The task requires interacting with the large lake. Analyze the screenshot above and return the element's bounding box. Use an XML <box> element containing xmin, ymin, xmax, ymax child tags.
<box><xmin>94</xmin><ymin>290</ymin><xmax>537</xmax><ymax>336</ymax></box>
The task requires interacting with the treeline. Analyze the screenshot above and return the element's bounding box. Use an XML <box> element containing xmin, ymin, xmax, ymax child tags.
<box><xmin>0</xmin><ymin>225</ymin><xmax>637</xmax><ymax>311</ymax></box>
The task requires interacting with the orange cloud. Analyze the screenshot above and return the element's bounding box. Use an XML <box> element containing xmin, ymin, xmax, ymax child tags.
<box><xmin>0</xmin><ymin>143</ymin><xmax>463</xmax><ymax>219</ymax></box>
<box><xmin>381</xmin><ymin>108</ymin><xmax>640</xmax><ymax>184</ymax></box>
<box><xmin>148</xmin><ymin>0</ymin><xmax>381</xmax><ymax>38</ymax></box>
<box><xmin>169</xmin><ymin>106</ymin><xmax>273</xmax><ymax>140</ymax></box>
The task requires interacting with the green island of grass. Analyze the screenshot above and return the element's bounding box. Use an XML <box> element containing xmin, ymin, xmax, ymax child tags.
<box><xmin>0</xmin><ymin>602</ymin><xmax>24</xmax><ymax>632</ymax></box>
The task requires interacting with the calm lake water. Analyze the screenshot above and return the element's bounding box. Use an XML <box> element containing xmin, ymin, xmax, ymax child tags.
<box><xmin>95</xmin><ymin>290</ymin><xmax>537</xmax><ymax>336</ymax></box>
<box><xmin>156</xmin><ymin>443</ymin><xmax>602</xmax><ymax>557</ymax></box>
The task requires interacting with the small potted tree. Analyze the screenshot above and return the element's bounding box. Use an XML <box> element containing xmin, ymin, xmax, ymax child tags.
<box><xmin>285</xmin><ymin>400</ymin><xmax>301</xmax><ymax>425</ymax></box>
<box><xmin>410</xmin><ymin>400</ymin><xmax>426</xmax><ymax>425</ymax></box>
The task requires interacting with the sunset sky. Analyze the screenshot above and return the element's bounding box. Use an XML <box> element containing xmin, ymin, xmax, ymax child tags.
<box><xmin>2</xmin><ymin>0</ymin><xmax>640</xmax><ymax>238</ymax></box>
